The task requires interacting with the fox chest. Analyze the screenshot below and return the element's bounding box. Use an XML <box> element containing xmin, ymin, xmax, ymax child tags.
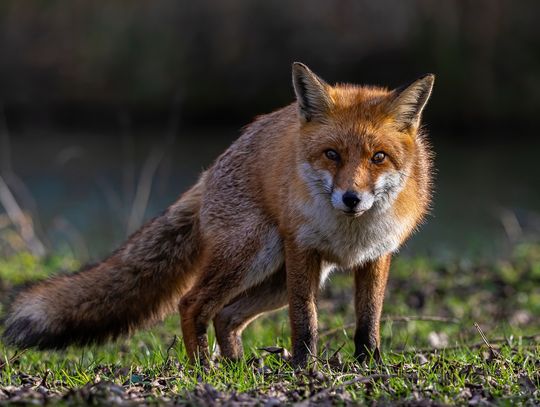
<box><xmin>294</xmin><ymin>202</ymin><xmax>409</xmax><ymax>269</ymax></box>
<box><xmin>240</xmin><ymin>203</ymin><xmax>410</xmax><ymax>291</ymax></box>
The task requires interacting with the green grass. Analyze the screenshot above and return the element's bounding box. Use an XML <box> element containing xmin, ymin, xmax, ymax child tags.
<box><xmin>0</xmin><ymin>243</ymin><xmax>539</xmax><ymax>405</ymax></box>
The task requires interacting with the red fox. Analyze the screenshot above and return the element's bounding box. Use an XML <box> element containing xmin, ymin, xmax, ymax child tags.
<box><xmin>3</xmin><ymin>63</ymin><xmax>434</xmax><ymax>367</ymax></box>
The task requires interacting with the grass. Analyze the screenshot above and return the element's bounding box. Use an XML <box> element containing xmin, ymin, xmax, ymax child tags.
<box><xmin>0</xmin><ymin>243</ymin><xmax>539</xmax><ymax>405</ymax></box>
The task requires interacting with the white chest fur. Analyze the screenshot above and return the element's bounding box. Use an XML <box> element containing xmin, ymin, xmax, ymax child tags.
<box><xmin>295</xmin><ymin>196</ymin><xmax>410</xmax><ymax>269</ymax></box>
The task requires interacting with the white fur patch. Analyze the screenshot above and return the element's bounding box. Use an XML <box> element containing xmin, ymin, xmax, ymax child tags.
<box><xmin>330</xmin><ymin>188</ymin><xmax>346</xmax><ymax>211</ymax></box>
<box><xmin>319</xmin><ymin>261</ymin><xmax>337</xmax><ymax>288</ymax></box>
<box><xmin>296</xmin><ymin>162</ymin><xmax>413</xmax><ymax>269</ymax></box>
<box><xmin>373</xmin><ymin>171</ymin><xmax>408</xmax><ymax>211</ymax></box>
<box><xmin>8</xmin><ymin>296</ymin><xmax>50</xmax><ymax>339</ymax></box>
<box><xmin>242</xmin><ymin>226</ymin><xmax>284</xmax><ymax>290</ymax></box>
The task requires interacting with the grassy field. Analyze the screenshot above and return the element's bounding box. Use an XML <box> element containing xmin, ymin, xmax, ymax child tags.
<box><xmin>0</xmin><ymin>243</ymin><xmax>539</xmax><ymax>405</ymax></box>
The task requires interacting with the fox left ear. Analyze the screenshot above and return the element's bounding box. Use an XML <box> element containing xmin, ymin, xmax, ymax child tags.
<box><xmin>390</xmin><ymin>74</ymin><xmax>435</xmax><ymax>131</ymax></box>
<box><xmin>292</xmin><ymin>62</ymin><xmax>333</xmax><ymax>123</ymax></box>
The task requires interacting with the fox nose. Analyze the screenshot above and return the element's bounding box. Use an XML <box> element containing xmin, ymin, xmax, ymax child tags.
<box><xmin>342</xmin><ymin>191</ymin><xmax>360</xmax><ymax>210</ymax></box>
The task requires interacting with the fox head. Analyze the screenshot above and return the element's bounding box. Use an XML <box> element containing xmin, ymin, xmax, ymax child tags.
<box><xmin>292</xmin><ymin>62</ymin><xmax>434</xmax><ymax>217</ymax></box>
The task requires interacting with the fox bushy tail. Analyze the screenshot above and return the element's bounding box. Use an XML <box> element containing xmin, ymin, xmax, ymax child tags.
<box><xmin>3</xmin><ymin>177</ymin><xmax>205</xmax><ymax>350</ymax></box>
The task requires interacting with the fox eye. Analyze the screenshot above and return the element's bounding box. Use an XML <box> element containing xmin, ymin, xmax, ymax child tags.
<box><xmin>372</xmin><ymin>151</ymin><xmax>386</xmax><ymax>164</ymax></box>
<box><xmin>324</xmin><ymin>149</ymin><xmax>340</xmax><ymax>161</ymax></box>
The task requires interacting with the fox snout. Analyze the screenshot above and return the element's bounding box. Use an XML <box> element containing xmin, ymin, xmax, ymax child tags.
<box><xmin>331</xmin><ymin>189</ymin><xmax>374</xmax><ymax>215</ymax></box>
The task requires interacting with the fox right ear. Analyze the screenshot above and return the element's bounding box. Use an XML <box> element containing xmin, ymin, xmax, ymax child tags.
<box><xmin>390</xmin><ymin>74</ymin><xmax>435</xmax><ymax>131</ymax></box>
<box><xmin>292</xmin><ymin>62</ymin><xmax>332</xmax><ymax>123</ymax></box>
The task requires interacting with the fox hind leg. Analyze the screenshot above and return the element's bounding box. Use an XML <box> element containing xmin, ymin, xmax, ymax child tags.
<box><xmin>178</xmin><ymin>256</ymin><xmax>248</xmax><ymax>365</ymax></box>
<box><xmin>213</xmin><ymin>266</ymin><xmax>288</xmax><ymax>360</ymax></box>
<box><xmin>179</xmin><ymin>219</ymin><xmax>284</xmax><ymax>365</ymax></box>
<box><xmin>178</xmin><ymin>237</ymin><xmax>280</xmax><ymax>365</ymax></box>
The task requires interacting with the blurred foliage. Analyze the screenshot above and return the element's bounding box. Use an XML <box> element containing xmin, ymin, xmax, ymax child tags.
<box><xmin>0</xmin><ymin>251</ymin><xmax>78</xmax><ymax>286</ymax></box>
<box><xmin>0</xmin><ymin>0</ymin><xmax>539</xmax><ymax>127</ymax></box>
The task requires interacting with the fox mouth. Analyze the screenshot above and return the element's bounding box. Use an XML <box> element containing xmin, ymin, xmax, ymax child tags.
<box><xmin>341</xmin><ymin>209</ymin><xmax>366</xmax><ymax>217</ymax></box>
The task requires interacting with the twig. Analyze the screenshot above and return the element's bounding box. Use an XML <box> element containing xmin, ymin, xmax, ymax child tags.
<box><xmin>497</xmin><ymin>207</ymin><xmax>522</xmax><ymax>242</ymax></box>
<box><xmin>0</xmin><ymin>175</ymin><xmax>45</xmax><ymax>257</ymax></box>
<box><xmin>384</xmin><ymin>315</ymin><xmax>460</xmax><ymax>323</ymax></box>
<box><xmin>161</xmin><ymin>335</ymin><xmax>178</xmax><ymax>373</ymax></box>
<box><xmin>319</xmin><ymin>315</ymin><xmax>459</xmax><ymax>338</ymax></box>
<box><xmin>474</xmin><ymin>322</ymin><xmax>501</xmax><ymax>357</ymax></box>
<box><xmin>119</xmin><ymin>110</ymin><xmax>135</xmax><ymax>220</ymax></box>
<box><xmin>126</xmin><ymin>148</ymin><xmax>166</xmax><ymax>235</ymax></box>
<box><xmin>0</xmin><ymin>349</ymin><xmax>27</xmax><ymax>370</ymax></box>
<box><xmin>124</xmin><ymin>93</ymin><xmax>180</xmax><ymax>236</ymax></box>
<box><xmin>165</xmin><ymin>335</ymin><xmax>178</xmax><ymax>358</ymax></box>
<box><xmin>0</xmin><ymin>103</ymin><xmax>12</xmax><ymax>173</ymax></box>
<box><xmin>397</xmin><ymin>333</ymin><xmax>540</xmax><ymax>354</ymax></box>
<box><xmin>329</xmin><ymin>342</ymin><xmax>346</xmax><ymax>361</ymax></box>
<box><xmin>0</xmin><ymin>213</ymin><xmax>10</xmax><ymax>229</ymax></box>
<box><xmin>51</xmin><ymin>217</ymin><xmax>89</xmax><ymax>262</ymax></box>
<box><xmin>309</xmin><ymin>342</ymin><xmax>346</xmax><ymax>367</ymax></box>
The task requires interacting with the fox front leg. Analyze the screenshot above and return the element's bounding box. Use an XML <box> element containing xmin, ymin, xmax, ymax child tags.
<box><xmin>284</xmin><ymin>240</ymin><xmax>321</xmax><ymax>368</ymax></box>
<box><xmin>353</xmin><ymin>254</ymin><xmax>391</xmax><ymax>362</ymax></box>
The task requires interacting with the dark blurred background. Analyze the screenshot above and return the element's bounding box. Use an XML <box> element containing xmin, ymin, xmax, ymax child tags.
<box><xmin>0</xmin><ymin>0</ymin><xmax>539</xmax><ymax>260</ymax></box>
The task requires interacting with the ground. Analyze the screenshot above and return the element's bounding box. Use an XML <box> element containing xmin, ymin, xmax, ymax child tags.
<box><xmin>0</xmin><ymin>243</ymin><xmax>539</xmax><ymax>405</ymax></box>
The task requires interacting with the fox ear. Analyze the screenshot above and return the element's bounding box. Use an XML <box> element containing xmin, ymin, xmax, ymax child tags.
<box><xmin>390</xmin><ymin>74</ymin><xmax>435</xmax><ymax>131</ymax></box>
<box><xmin>292</xmin><ymin>62</ymin><xmax>332</xmax><ymax>122</ymax></box>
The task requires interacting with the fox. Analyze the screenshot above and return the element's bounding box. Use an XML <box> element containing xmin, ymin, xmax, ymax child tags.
<box><xmin>3</xmin><ymin>63</ymin><xmax>434</xmax><ymax>367</ymax></box>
